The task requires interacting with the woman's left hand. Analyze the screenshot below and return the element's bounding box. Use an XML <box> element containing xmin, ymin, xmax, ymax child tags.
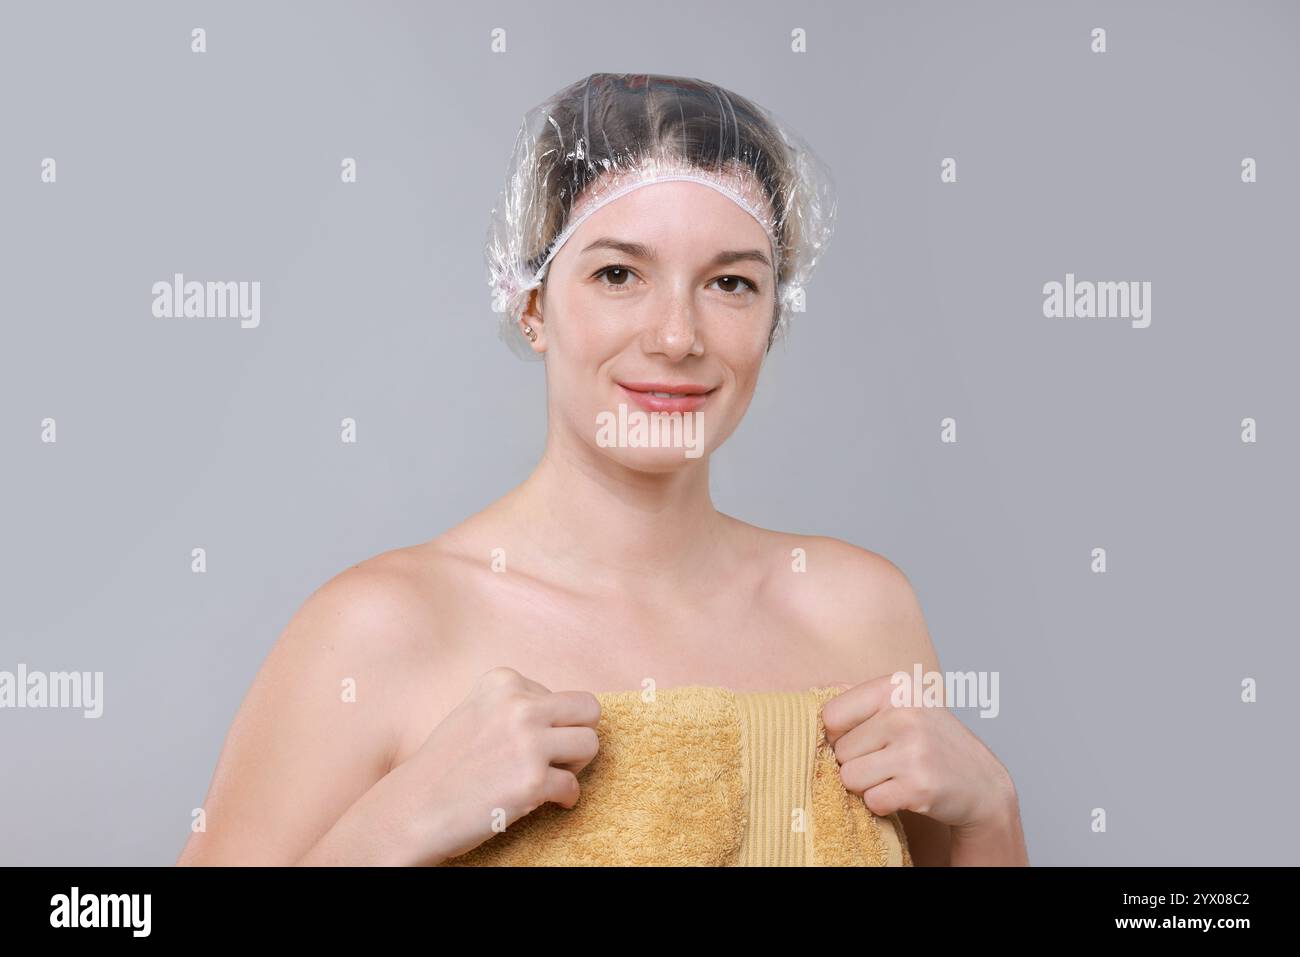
<box><xmin>821</xmin><ymin>672</ymin><xmax>1016</xmax><ymax>830</ymax></box>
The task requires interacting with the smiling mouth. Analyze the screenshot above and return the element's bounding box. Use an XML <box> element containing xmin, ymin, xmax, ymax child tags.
<box><xmin>616</xmin><ymin>381</ymin><xmax>717</xmax><ymax>413</ymax></box>
<box><xmin>617</xmin><ymin>381</ymin><xmax>716</xmax><ymax>396</ymax></box>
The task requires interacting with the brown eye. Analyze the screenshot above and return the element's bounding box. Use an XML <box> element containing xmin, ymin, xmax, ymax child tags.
<box><xmin>710</xmin><ymin>275</ymin><xmax>758</xmax><ymax>296</ymax></box>
<box><xmin>597</xmin><ymin>266</ymin><xmax>634</xmax><ymax>286</ymax></box>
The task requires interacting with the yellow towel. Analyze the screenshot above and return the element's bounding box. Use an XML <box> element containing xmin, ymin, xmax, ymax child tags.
<box><xmin>441</xmin><ymin>685</ymin><xmax>912</xmax><ymax>867</ymax></box>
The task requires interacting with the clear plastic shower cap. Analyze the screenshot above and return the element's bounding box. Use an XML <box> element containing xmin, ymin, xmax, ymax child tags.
<box><xmin>484</xmin><ymin>72</ymin><xmax>838</xmax><ymax>360</ymax></box>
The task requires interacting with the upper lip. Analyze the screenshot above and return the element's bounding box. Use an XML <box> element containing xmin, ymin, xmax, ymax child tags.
<box><xmin>617</xmin><ymin>381</ymin><xmax>716</xmax><ymax>395</ymax></box>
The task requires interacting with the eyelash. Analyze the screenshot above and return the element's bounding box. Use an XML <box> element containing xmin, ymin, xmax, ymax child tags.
<box><xmin>592</xmin><ymin>264</ymin><xmax>759</xmax><ymax>298</ymax></box>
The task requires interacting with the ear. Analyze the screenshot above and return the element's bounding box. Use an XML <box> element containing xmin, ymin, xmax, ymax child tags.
<box><xmin>520</xmin><ymin>286</ymin><xmax>547</xmax><ymax>355</ymax></box>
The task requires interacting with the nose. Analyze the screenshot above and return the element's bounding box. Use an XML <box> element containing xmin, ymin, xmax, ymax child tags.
<box><xmin>645</xmin><ymin>283</ymin><xmax>703</xmax><ymax>360</ymax></box>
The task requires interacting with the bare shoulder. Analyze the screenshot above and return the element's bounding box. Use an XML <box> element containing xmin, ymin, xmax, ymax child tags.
<box><xmin>249</xmin><ymin>546</ymin><xmax>445</xmax><ymax>718</ymax></box>
<box><xmin>287</xmin><ymin>546</ymin><xmax>444</xmax><ymax>657</ymax></box>
<box><xmin>291</xmin><ymin>519</ymin><xmax>497</xmax><ymax>643</ymax></box>
<box><xmin>803</xmin><ymin>535</ymin><xmax>939</xmax><ymax>678</ymax></box>
<box><xmin>176</xmin><ymin>539</ymin><xmax>467</xmax><ymax>865</ymax></box>
<box><xmin>275</xmin><ymin>531</ymin><xmax>500</xmax><ymax>697</ymax></box>
<box><xmin>734</xmin><ymin>520</ymin><xmax>941</xmax><ymax>679</ymax></box>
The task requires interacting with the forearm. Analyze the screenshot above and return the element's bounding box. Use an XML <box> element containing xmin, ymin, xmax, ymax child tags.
<box><xmin>296</xmin><ymin>766</ymin><xmax>443</xmax><ymax>867</ymax></box>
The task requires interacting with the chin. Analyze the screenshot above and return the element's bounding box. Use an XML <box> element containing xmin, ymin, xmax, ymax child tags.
<box><xmin>595</xmin><ymin>443</ymin><xmax>709</xmax><ymax>472</ymax></box>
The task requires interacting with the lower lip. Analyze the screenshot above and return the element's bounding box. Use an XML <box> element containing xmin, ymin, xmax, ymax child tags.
<box><xmin>618</xmin><ymin>385</ymin><xmax>714</xmax><ymax>413</ymax></box>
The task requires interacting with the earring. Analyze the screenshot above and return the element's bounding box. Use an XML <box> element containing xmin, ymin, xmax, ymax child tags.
<box><xmin>521</xmin><ymin>322</ymin><xmax>538</xmax><ymax>342</ymax></box>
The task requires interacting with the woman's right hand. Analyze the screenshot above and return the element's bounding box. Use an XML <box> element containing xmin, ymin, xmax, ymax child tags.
<box><xmin>383</xmin><ymin>666</ymin><xmax>602</xmax><ymax>864</ymax></box>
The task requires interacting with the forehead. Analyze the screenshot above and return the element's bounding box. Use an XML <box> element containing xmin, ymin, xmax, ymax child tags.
<box><xmin>562</xmin><ymin>165</ymin><xmax>776</xmax><ymax>259</ymax></box>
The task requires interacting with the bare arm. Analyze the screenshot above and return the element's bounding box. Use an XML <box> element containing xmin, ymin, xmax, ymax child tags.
<box><xmin>177</xmin><ymin>560</ymin><xmax>432</xmax><ymax>866</ymax></box>
<box><xmin>876</xmin><ymin>557</ymin><xmax>1027</xmax><ymax>865</ymax></box>
<box><xmin>819</xmin><ymin>540</ymin><xmax>1027</xmax><ymax>866</ymax></box>
<box><xmin>857</xmin><ymin>553</ymin><xmax>954</xmax><ymax>865</ymax></box>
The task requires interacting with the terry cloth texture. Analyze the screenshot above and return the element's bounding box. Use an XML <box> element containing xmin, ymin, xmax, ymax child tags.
<box><xmin>441</xmin><ymin>685</ymin><xmax>912</xmax><ymax>867</ymax></box>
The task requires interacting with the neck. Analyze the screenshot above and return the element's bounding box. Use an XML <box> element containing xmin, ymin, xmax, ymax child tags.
<box><xmin>503</xmin><ymin>426</ymin><xmax>729</xmax><ymax>592</ymax></box>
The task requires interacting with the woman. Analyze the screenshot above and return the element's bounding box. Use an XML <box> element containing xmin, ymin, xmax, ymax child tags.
<box><xmin>177</xmin><ymin>73</ymin><xmax>1027</xmax><ymax>867</ymax></box>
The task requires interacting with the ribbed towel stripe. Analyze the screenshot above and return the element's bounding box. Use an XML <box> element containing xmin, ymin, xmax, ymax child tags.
<box><xmin>735</xmin><ymin>690</ymin><xmax>816</xmax><ymax>866</ymax></box>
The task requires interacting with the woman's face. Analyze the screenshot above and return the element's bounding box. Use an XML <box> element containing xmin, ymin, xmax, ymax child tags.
<box><xmin>525</xmin><ymin>174</ymin><xmax>777</xmax><ymax>473</ymax></box>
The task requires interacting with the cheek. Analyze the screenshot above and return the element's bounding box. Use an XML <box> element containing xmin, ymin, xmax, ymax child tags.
<box><xmin>706</xmin><ymin>286</ymin><xmax>776</xmax><ymax>347</ymax></box>
<box><xmin>711</xmin><ymin>308</ymin><xmax>771</xmax><ymax>371</ymax></box>
<box><xmin>729</xmin><ymin>355</ymin><xmax>765</xmax><ymax>398</ymax></box>
<box><xmin>550</xmin><ymin>284</ymin><xmax>627</xmax><ymax>356</ymax></box>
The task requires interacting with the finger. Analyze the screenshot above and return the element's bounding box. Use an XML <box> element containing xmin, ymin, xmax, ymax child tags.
<box><xmin>541</xmin><ymin>690</ymin><xmax>602</xmax><ymax>728</ymax></box>
<box><xmin>838</xmin><ymin>747</ymin><xmax>899</xmax><ymax>796</ymax></box>
<box><xmin>821</xmin><ymin>673</ymin><xmax>895</xmax><ymax>743</ymax></box>
<box><xmin>541</xmin><ymin>766</ymin><xmax>581</xmax><ymax>809</ymax></box>
<box><xmin>831</xmin><ymin>708</ymin><xmax>896</xmax><ymax>763</ymax></box>
<box><xmin>862</xmin><ymin>778</ymin><xmax>909</xmax><ymax>818</ymax></box>
<box><xmin>543</xmin><ymin>725</ymin><xmax>601</xmax><ymax>772</ymax></box>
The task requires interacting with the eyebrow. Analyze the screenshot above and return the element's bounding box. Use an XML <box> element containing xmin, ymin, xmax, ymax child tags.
<box><xmin>578</xmin><ymin>237</ymin><xmax>772</xmax><ymax>270</ymax></box>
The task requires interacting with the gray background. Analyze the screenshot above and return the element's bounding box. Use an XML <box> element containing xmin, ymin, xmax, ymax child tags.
<box><xmin>1</xmin><ymin>0</ymin><xmax>1296</xmax><ymax>866</ymax></box>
